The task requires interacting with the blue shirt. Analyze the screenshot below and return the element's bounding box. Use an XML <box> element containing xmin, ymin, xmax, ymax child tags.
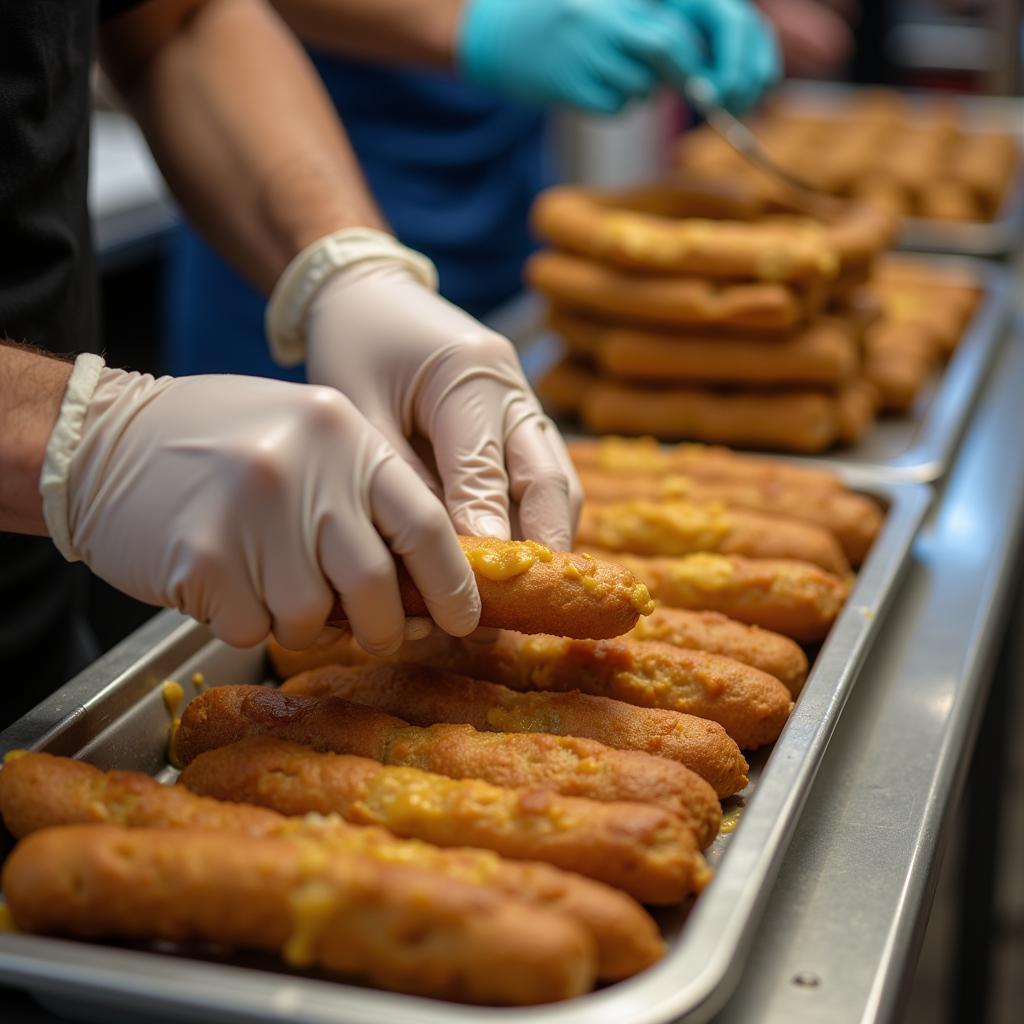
<box><xmin>163</xmin><ymin>55</ymin><xmax>548</xmax><ymax>379</ymax></box>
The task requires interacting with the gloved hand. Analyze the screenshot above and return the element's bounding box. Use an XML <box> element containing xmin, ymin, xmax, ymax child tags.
<box><xmin>40</xmin><ymin>355</ymin><xmax>480</xmax><ymax>654</ymax></box>
<box><xmin>303</xmin><ymin>258</ymin><xmax>582</xmax><ymax>551</ymax></box>
<box><xmin>458</xmin><ymin>0</ymin><xmax>779</xmax><ymax>115</ymax></box>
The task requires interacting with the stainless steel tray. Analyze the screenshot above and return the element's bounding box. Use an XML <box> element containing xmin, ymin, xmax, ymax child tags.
<box><xmin>520</xmin><ymin>256</ymin><xmax>1012</xmax><ymax>483</ymax></box>
<box><xmin>770</xmin><ymin>82</ymin><xmax>1024</xmax><ymax>259</ymax></box>
<box><xmin>0</xmin><ymin>477</ymin><xmax>931</xmax><ymax>1024</ymax></box>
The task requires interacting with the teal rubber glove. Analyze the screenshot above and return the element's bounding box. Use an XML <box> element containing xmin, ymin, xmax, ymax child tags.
<box><xmin>458</xmin><ymin>0</ymin><xmax>780</xmax><ymax>116</ymax></box>
<box><xmin>664</xmin><ymin>0</ymin><xmax>780</xmax><ymax>114</ymax></box>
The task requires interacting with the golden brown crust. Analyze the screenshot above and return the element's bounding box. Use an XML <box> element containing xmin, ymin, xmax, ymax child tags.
<box><xmin>173</xmin><ymin>686</ymin><xmax>722</xmax><ymax>846</ymax></box>
<box><xmin>4</xmin><ymin>825</ymin><xmax>597</xmax><ymax>1004</ymax></box>
<box><xmin>862</xmin><ymin>321</ymin><xmax>938</xmax><ymax>413</ymax></box>
<box><xmin>526</xmin><ymin>249</ymin><xmax>811</xmax><ymax>334</ymax></box>
<box><xmin>577</xmin><ymin>499</ymin><xmax>850</xmax><ymax>575</ymax></box>
<box><xmin>626</xmin><ymin>607</ymin><xmax>808</xmax><ymax>696</ymax></box>
<box><xmin>579</xmin><ymin>548</ymin><xmax>849</xmax><ymax>644</ymax></box>
<box><xmin>835</xmin><ymin>378</ymin><xmax>881</xmax><ymax>446</ymax></box>
<box><xmin>550</xmin><ymin>308</ymin><xmax>860</xmax><ymax>388</ymax></box>
<box><xmin>579</xmin><ymin>381</ymin><xmax>841</xmax><ymax>454</ymax></box>
<box><xmin>575</xmin><ymin>468</ymin><xmax>882</xmax><ymax>565</ymax></box>
<box><xmin>326</xmin><ymin>536</ymin><xmax>651</xmax><ymax>640</ymax></box>
<box><xmin>534</xmin><ymin>356</ymin><xmax>595</xmax><ymax>417</ymax></box>
<box><xmin>567</xmin><ymin>436</ymin><xmax>841</xmax><ymax>491</ymax></box>
<box><xmin>0</xmin><ymin>751</ymin><xmax>661</xmax><ymax>982</ymax></box>
<box><xmin>358</xmin><ymin>631</ymin><xmax>791</xmax><ymax>751</ymax></box>
<box><xmin>278</xmin><ymin>660</ymin><xmax>749</xmax><ymax>799</ymax></box>
<box><xmin>531</xmin><ymin>185</ymin><xmax>840</xmax><ymax>283</ymax></box>
<box><xmin>180</xmin><ymin>737</ymin><xmax>708</xmax><ymax>904</ymax></box>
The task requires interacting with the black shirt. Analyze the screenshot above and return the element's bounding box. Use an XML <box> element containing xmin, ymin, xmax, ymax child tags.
<box><xmin>0</xmin><ymin>0</ymin><xmax>147</xmax><ymax>729</ymax></box>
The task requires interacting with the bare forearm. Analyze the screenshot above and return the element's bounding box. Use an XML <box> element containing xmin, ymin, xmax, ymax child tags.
<box><xmin>271</xmin><ymin>0</ymin><xmax>463</xmax><ymax>66</ymax></box>
<box><xmin>100</xmin><ymin>0</ymin><xmax>386</xmax><ymax>294</ymax></box>
<box><xmin>0</xmin><ymin>343</ymin><xmax>73</xmax><ymax>536</ymax></box>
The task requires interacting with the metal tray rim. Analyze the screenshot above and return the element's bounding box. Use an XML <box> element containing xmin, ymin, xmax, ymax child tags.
<box><xmin>0</xmin><ymin>477</ymin><xmax>932</xmax><ymax>1024</ymax></box>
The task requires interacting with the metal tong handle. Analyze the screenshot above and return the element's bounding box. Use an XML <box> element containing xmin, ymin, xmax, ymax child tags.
<box><xmin>684</xmin><ymin>80</ymin><xmax>844</xmax><ymax>220</ymax></box>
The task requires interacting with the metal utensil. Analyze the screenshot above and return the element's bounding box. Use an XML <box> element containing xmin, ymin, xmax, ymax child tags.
<box><xmin>685</xmin><ymin>80</ymin><xmax>845</xmax><ymax>221</ymax></box>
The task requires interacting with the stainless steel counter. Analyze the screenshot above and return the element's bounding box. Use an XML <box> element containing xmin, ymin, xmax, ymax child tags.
<box><xmin>714</xmin><ymin>321</ymin><xmax>1024</xmax><ymax>1024</ymax></box>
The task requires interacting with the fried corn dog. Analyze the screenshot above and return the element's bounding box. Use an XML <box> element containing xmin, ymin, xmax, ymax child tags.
<box><xmin>626</xmin><ymin>607</ymin><xmax>808</xmax><ymax>695</ymax></box>
<box><xmin>4</xmin><ymin>825</ymin><xmax>596</xmax><ymax>1004</ymax></box>
<box><xmin>577</xmin><ymin>500</ymin><xmax>850</xmax><ymax>575</ymax></box>
<box><xmin>568</xmin><ymin>436</ymin><xmax>842</xmax><ymax>491</ymax></box>
<box><xmin>580</xmin><ymin>382</ymin><xmax>841</xmax><ymax>454</ymax></box>
<box><xmin>307</xmin><ymin>631</ymin><xmax>790</xmax><ymax>751</ymax></box>
<box><xmin>531</xmin><ymin>185</ymin><xmax>839</xmax><ymax>282</ymax></box>
<box><xmin>425</xmin><ymin>632</ymin><xmax>793</xmax><ymax>750</ymax></box>
<box><xmin>580</xmin><ymin>548</ymin><xmax>848</xmax><ymax>644</ymax></box>
<box><xmin>328</xmin><ymin>536</ymin><xmax>653</xmax><ymax>641</ymax></box>
<box><xmin>277</xmin><ymin>660</ymin><xmax>749</xmax><ymax>799</ymax></box>
<box><xmin>0</xmin><ymin>751</ymin><xmax>661</xmax><ymax>981</ymax></box>
<box><xmin>576</xmin><ymin>469</ymin><xmax>881</xmax><ymax>564</ymax></box>
<box><xmin>181</xmin><ymin>737</ymin><xmax>708</xmax><ymax>904</ymax></box>
<box><xmin>526</xmin><ymin>250</ymin><xmax>808</xmax><ymax>334</ymax></box>
<box><xmin>172</xmin><ymin>686</ymin><xmax>722</xmax><ymax>845</ymax></box>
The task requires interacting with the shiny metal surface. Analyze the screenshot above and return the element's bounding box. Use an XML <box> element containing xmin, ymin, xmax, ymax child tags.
<box><xmin>0</xmin><ymin>481</ymin><xmax>928</xmax><ymax>1024</ymax></box>
<box><xmin>714</xmin><ymin>321</ymin><xmax>1024</xmax><ymax>1024</ymax></box>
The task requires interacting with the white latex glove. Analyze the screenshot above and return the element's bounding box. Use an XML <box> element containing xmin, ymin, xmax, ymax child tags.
<box><xmin>40</xmin><ymin>355</ymin><xmax>480</xmax><ymax>654</ymax></box>
<box><xmin>303</xmin><ymin>259</ymin><xmax>583</xmax><ymax>550</ymax></box>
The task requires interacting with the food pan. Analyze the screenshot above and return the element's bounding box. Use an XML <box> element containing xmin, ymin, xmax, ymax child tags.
<box><xmin>0</xmin><ymin>477</ymin><xmax>931</xmax><ymax>1024</ymax></box>
<box><xmin>521</xmin><ymin>255</ymin><xmax>1012</xmax><ymax>482</ymax></box>
<box><xmin>765</xmin><ymin>82</ymin><xmax>1024</xmax><ymax>259</ymax></box>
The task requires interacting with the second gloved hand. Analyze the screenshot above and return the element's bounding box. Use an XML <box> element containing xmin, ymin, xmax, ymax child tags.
<box><xmin>458</xmin><ymin>0</ymin><xmax>779</xmax><ymax>115</ymax></box>
<box><xmin>40</xmin><ymin>357</ymin><xmax>480</xmax><ymax>654</ymax></box>
<box><xmin>303</xmin><ymin>258</ymin><xmax>582</xmax><ymax>552</ymax></box>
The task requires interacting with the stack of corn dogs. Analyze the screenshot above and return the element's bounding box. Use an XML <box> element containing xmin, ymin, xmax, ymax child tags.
<box><xmin>527</xmin><ymin>174</ymin><xmax>976</xmax><ymax>451</ymax></box>
<box><xmin>0</xmin><ymin>460</ymin><xmax>879</xmax><ymax>1005</ymax></box>
<box><xmin>678</xmin><ymin>88</ymin><xmax>1019</xmax><ymax>226</ymax></box>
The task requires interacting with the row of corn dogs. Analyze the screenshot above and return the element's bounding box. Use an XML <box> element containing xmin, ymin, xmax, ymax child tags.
<box><xmin>0</xmin><ymin>441</ymin><xmax>879</xmax><ymax>1004</ymax></box>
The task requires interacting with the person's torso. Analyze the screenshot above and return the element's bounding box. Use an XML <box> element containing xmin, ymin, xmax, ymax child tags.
<box><xmin>0</xmin><ymin>0</ymin><xmax>101</xmax><ymax>355</ymax></box>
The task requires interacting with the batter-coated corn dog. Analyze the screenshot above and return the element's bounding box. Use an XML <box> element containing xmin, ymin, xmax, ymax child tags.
<box><xmin>4</xmin><ymin>825</ymin><xmax>596</xmax><ymax>1004</ymax></box>
<box><xmin>314</xmin><ymin>631</ymin><xmax>791</xmax><ymax>751</ymax></box>
<box><xmin>276</xmin><ymin>660</ymin><xmax>749</xmax><ymax>798</ymax></box>
<box><xmin>580</xmin><ymin>382</ymin><xmax>840</xmax><ymax>454</ymax></box>
<box><xmin>328</xmin><ymin>536</ymin><xmax>653</xmax><ymax>641</ymax></box>
<box><xmin>579</xmin><ymin>548</ymin><xmax>849</xmax><ymax>644</ymax></box>
<box><xmin>576</xmin><ymin>469</ymin><xmax>881</xmax><ymax>565</ymax></box>
<box><xmin>549</xmin><ymin>308</ymin><xmax>860</xmax><ymax>388</ymax></box>
<box><xmin>577</xmin><ymin>500</ymin><xmax>850</xmax><ymax>575</ymax></box>
<box><xmin>526</xmin><ymin>250</ymin><xmax>810</xmax><ymax>334</ymax></box>
<box><xmin>276</xmin><ymin>663</ymin><xmax>749</xmax><ymax>798</ymax></box>
<box><xmin>0</xmin><ymin>751</ymin><xmax>661</xmax><ymax>981</ymax></box>
<box><xmin>172</xmin><ymin>686</ymin><xmax>721</xmax><ymax>845</ymax></box>
<box><xmin>568</xmin><ymin>436</ymin><xmax>842</xmax><ymax>491</ymax></box>
<box><xmin>181</xmin><ymin>737</ymin><xmax>709</xmax><ymax>904</ymax></box>
<box><xmin>626</xmin><ymin>607</ymin><xmax>808</xmax><ymax>695</ymax></box>
<box><xmin>531</xmin><ymin>185</ymin><xmax>839</xmax><ymax>282</ymax></box>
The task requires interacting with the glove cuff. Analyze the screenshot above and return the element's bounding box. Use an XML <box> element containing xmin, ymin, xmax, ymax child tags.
<box><xmin>266</xmin><ymin>228</ymin><xmax>438</xmax><ymax>367</ymax></box>
<box><xmin>39</xmin><ymin>352</ymin><xmax>106</xmax><ymax>563</ymax></box>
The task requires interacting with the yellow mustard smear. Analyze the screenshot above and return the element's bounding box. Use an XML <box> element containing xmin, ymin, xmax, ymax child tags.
<box><xmin>669</xmin><ymin>553</ymin><xmax>736</xmax><ymax>591</ymax></box>
<box><xmin>191</xmin><ymin>672</ymin><xmax>206</xmax><ymax>691</ymax></box>
<box><xmin>630</xmin><ymin>583</ymin><xmax>656</xmax><ymax>616</ymax></box>
<box><xmin>593</xmin><ymin>500</ymin><xmax>732</xmax><ymax>556</ymax></box>
<box><xmin>167</xmin><ymin>719</ymin><xmax>183</xmax><ymax>770</ymax></box>
<box><xmin>162</xmin><ymin>679</ymin><xmax>184</xmax><ymax>718</ymax></box>
<box><xmin>283</xmin><ymin>881</ymin><xmax>337</xmax><ymax>969</ymax></box>
<box><xmin>595</xmin><ymin>436</ymin><xmax>668</xmax><ymax>474</ymax></box>
<box><xmin>465</xmin><ymin>540</ymin><xmax>552</xmax><ymax>581</ymax></box>
<box><xmin>2</xmin><ymin>749</ymin><xmax>28</xmax><ymax>766</ymax></box>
